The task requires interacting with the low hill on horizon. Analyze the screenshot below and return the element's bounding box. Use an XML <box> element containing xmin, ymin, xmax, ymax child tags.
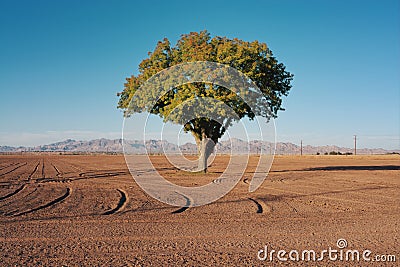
<box><xmin>1</xmin><ymin>138</ymin><xmax>398</xmax><ymax>155</ymax></box>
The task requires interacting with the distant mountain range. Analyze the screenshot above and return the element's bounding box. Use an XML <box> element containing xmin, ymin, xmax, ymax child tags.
<box><xmin>1</xmin><ymin>138</ymin><xmax>398</xmax><ymax>155</ymax></box>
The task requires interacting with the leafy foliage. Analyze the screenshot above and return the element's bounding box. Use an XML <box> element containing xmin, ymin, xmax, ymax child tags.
<box><xmin>117</xmin><ymin>30</ymin><xmax>293</xmax><ymax>144</ymax></box>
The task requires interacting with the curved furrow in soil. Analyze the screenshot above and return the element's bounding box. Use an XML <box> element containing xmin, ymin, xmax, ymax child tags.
<box><xmin>75</xmin><ymin>171</ymin><xmax>129</xmax><ymax>180</ymax></box>
<box><xmin>41</xmin><ymin>159</ymin><xmax>45</xmax><ymax>178</ymax></box>
<box><xmin>31</xmin><ymin>160</ymin><xmax>67</xmax><ymax>183</ymax></box>
<box><xmin>212</xmin><ymin>177</ymin><xmax>240</xmax><ymax>185</ymax></box>
<box><xmin>87</xmin><ymin>172</ymin><xmax>126</xmax><ymax>178</ymax></box>
<box><xmin>50</xmin><ymin>162</ymin><xmax>62</xmax><ymax>178</ymax></box>
<box><xmin>0</xmin><ymin>162</ymin><xmax>27</xmax><ymax>177</ymax></box>
<box><xmin>172</xmin><ymin>193</ymin><xmax>192</xmax><ymax>214</ymax></box>
<box><xmin>33</xmin><ymin>178</ymin><xmax>73</xmax><ymax>184</ymax></box>
<box><xmin>27</xmin><ymin>161</ymin><xmax>41</xmax><ymax>181</ymax></box>
<box><xmin>103</xmin><ymin>189</ymin><xmax>129</xmax><ymax>215</ymax></box>
<box><xmin>248</xmin><ymin>198</ymin><xmax>263</xmax><ymax>213</ymax></box>
<box><xmin>53</xmin><ymin>158</ymin><xmax>86</xmax><ymax>175</ymax></box>
<box><xmin>248</xmin><ymin>198</ymin><xmax>272</xmax><ymax>214</ymax></box>
<box><xmin>0</xmin><ymin>184</ymin><xmax>26</xmax><ymax>201</ymax></box>
<box><xmin>1</xmin><ymin>187</ymin><xmax>39</xmax><ymax>214</ymax></box>
<box><xmin>0</xmin><ymin>162</ymin><xmax>20</xmax><ymax>171</ymax></box>
<box><xmin>12</xmin><ymin>187</ymin><xmax>72</xmax><ymax>217</ymax></box>
<box><xmin>81</xmin><ymin>169</ymin><xmax>129</xmax><ymax>175</ymax></box>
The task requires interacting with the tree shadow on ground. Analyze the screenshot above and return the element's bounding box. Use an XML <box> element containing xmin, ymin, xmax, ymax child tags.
<box><xmin>305</xmin><ymin>165</ymin><xmax>400</xmax><ymax>171</ymax></box>
<box><xmin>272</xmin><ymin>165</ymin><xmax>400</xmax><ymax>172</ymax></box>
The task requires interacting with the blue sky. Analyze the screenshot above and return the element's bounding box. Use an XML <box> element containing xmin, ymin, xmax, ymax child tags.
<box><xmin>0</xmin><ymin>0</ymin><xmax>399</xmax><ymax>149</ymax></box>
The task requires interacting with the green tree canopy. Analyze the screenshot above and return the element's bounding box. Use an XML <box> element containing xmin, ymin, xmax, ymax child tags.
<box><xmin>118</xmin><ymin>30</ymin><xmax>293</xmax><ymax>172</ymax></box>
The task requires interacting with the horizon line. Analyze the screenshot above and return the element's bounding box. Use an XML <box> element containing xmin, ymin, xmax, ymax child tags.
<box><xmin>1</xmin><ymin>137</ymin><xmax>399</xmax><ymax>151</ymax></box>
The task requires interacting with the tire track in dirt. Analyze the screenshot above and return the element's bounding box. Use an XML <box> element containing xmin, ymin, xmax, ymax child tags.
<box><xmin>55</xmin><ymin>159</ymin><xmax>86</xmax><ymax>174</ymax></box>
<box><xmin>0</xmin><ymin>162</ymin><xmax>27</xmax><ymax>177</ymax></box>
<box><xmin>2</xmin><ymin>187</ymin><xmax>40</xmax><ymax>215</ymax></box>
<box><xmin>12</xmin><ymin>187</ymin><xmax>72</xmax><ymax>216</ymax></box>
<box><xmin>212</xmin><ymin>177</ymin><xmax>239</xmax><ymax>185</ymax></box>
<box><xmin>0</xmin><ymin>187</ymin><xmax>38</xmax><ymax>214</ymax></box>
<box><xmin>0</xmin><ymin>184</ymin><xmax>26</xmax><ymax>201</ymax></box>
<box><xmin>49</xmin><ymin>161</ymin><xmax>68</xmax><ymax>183</ymax></box>
<box><xmin>248</xmin><ymin>198</ymin><xmax>271</xmax><ymax>214</ymax></box>
<box><xmin>75</xmin><ymin>171</ymin><xmax>129</xmax><ymax>180</ymax></box>
<box><xmin>32</xmin><ymin>177</ymin><xmax>72</xmax><ymax>184</ymax></box>
<box><xmin>103</xmin><ymin>189</ymin><xmax>128</xmax><ymax>215</ymax></box>
<box><xmin>248</xmin><ymin>198</ymin><xmax>263</xmax><ymax>213</ymax></box>
<box><xmin>0</xmin><ymin>162</ymin><xmax>20</xmax><ymax>171</ymax></box>
<box><xmin>27</xmin><ymin>161</ymin><xmax>41</xmax><ymax>181</ymax></box>
<box><xmin>50</xmin><ymin>163</ymin><xmax>62</xmax><ymax>177</ymax></box>
<box><xmin>41</xmin><ymin>159</ymin><xmax>45</xmax><ymax>178</ymax></box>
<box><xmin>172</xmin><ymin>193</ymin><xmax>192</xmax><ymax>214</ymax></box>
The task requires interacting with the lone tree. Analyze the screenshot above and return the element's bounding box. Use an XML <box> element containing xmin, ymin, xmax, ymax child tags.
<box><xmin>118</xmin><ymin>31</ymin><xmax>293</xmax><ymax>172</ymax></box>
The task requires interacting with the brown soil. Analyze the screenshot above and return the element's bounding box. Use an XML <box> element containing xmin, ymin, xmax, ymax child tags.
<box><xmin>0</xmin><ymin>154</ymin><xmax>399</xmax><ymax>266</ymax></box>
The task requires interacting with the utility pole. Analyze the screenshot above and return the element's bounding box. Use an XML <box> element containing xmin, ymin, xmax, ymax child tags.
<box><xmin>353</xmin><ymin>135</ymin><xmax>357</xmax><ymax>156</ymax></box>
<box><xmin>300</xmin><ymin>140</ymin><xmax>303</xmax><ymax>156</ymax></box>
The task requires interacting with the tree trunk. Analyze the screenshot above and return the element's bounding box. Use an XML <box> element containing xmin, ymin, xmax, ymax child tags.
<box><xmin>197</xmin><ymin>136</ymin><xmax>215</xmax><ymax>173</ymax></box>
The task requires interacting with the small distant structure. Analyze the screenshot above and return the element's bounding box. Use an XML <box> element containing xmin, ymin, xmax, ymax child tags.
<box><xmin>354</xmin><ymin>135</ymin><xmax>357</xmax><ymax>155</ymax></box>
<box><xmin>300</xmin><ymin>140</ymin><xmax>303</xmax><ymax>156</ymax></box>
